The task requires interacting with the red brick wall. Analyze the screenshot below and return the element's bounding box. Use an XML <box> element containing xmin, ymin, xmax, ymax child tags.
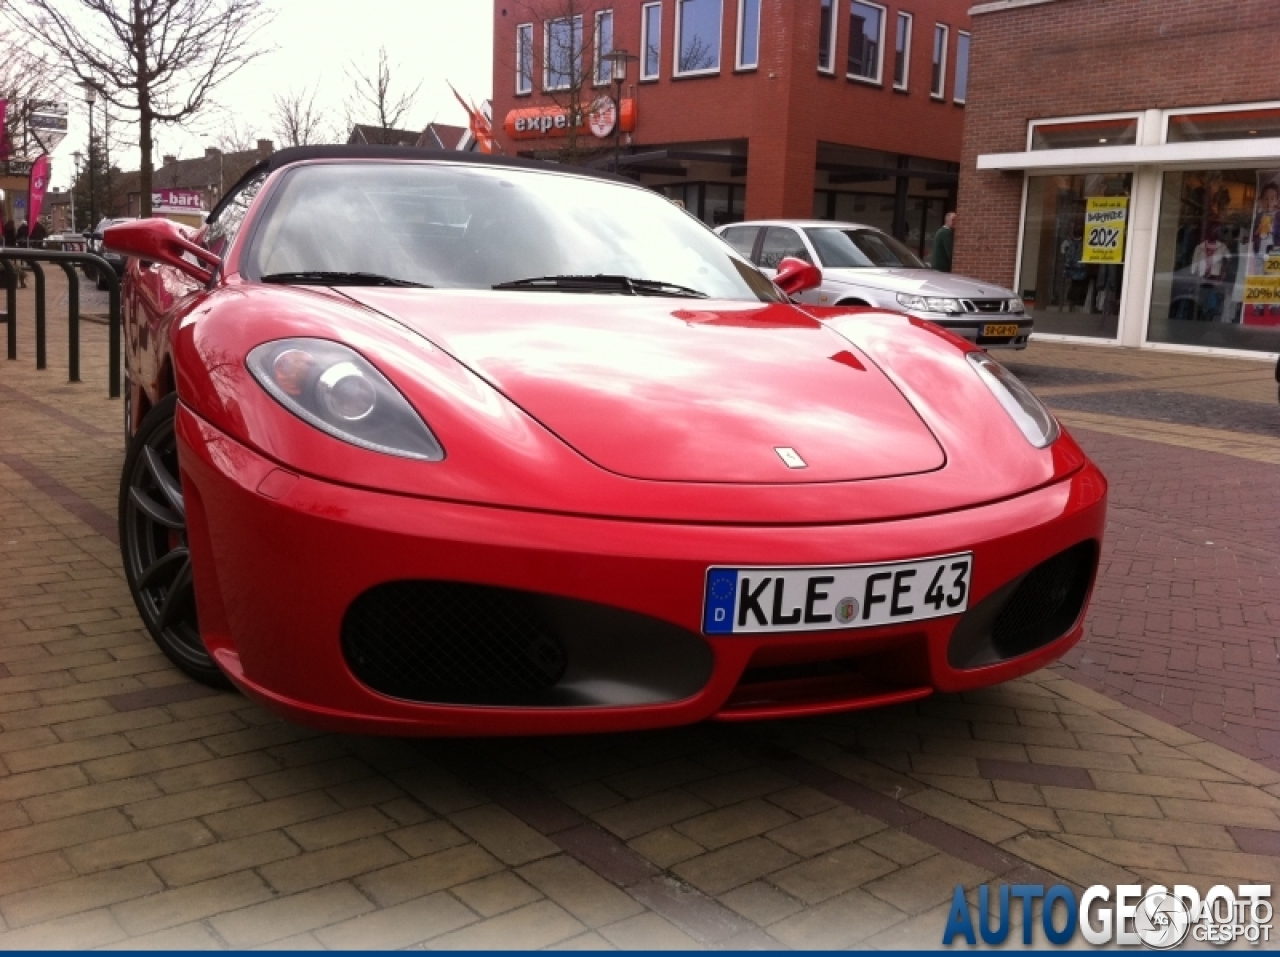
<box><xmin>956</xmin><ymin>0</ymin><xmax>1280</xmax><ymax>287</ymax></box>
<box><xmin>492</xmin><ymin>0</ymin><xmax>971</xmax><ymax>218</ymax></box>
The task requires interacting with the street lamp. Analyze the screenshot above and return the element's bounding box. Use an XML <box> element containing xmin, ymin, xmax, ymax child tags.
<box><xmin>79</xmin><ymin>81</ymin><xmax>97</xmax><ymax>231</ymax></box>
<box><xmin>71</xmin><ymin>150</ymin><xmax>82</xmax><ymax>232</ymax></box>
<box><xmin>600</xmin><ymin>49</ymin><xmax>637</xmax><ymax>175</ymax></box>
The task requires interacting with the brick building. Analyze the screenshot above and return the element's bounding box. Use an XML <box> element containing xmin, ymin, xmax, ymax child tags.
<box><xmin>957</xmin><ymin>0</ymin><xmax>1280</xmax><ymax>359</ymax></box>
<box><xmin>492</xmin><ymin>0</ymin><xmax>973</xmax><ymax>254</ymax></box>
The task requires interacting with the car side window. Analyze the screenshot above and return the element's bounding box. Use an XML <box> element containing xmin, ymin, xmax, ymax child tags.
<box><xmin>203</xmin><ymin>173</ymin><xmax>267</xmax><ymax>259</ymax></box>
<box><xmin>721</xmin><ymin>225</ymin><xmax>761</xmax><ymax>261</ymax></box>
<box><xmin>758</xmin><ymin>227</ymin><xmax>812</xmax><ymax>269</ymax></box>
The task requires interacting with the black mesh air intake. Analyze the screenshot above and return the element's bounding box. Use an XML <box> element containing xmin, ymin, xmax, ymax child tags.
<box><xmin>990</xmin><ymin>542</ymin><xmax>1096</xmax><ymax>659</ymax></box>
<box><xmin>342</xmin><ymin>581</ymin><xmax>567</xmax><ymax>705</ymax></box>
<box><xmin>948</xmin><ymin>540</ymin><xmax>1099</xmax><ymax>669</ymax></box>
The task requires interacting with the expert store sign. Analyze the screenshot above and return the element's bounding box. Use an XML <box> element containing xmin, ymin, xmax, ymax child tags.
<box><xmin>942</xmin><ymin>882</ymin><xmax>1272</xmax><ymax>949</ymax></box>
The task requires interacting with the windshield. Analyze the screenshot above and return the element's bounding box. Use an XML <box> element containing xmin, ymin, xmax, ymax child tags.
<box><xmin>804</xmin><ymin>227</ymin><xmax>926</xmax><ymax>269</ymax></box>
<box><xmin>244</xmin><ymin>162</ymin><xmax>783</xmax><ymax>302</ymax></box>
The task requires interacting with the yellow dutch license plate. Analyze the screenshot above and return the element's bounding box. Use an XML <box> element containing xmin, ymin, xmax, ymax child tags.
<box><xmin>983</xmin><ymin>323</ymin><xmax>1020</xmax><ymax>338</ymax></box>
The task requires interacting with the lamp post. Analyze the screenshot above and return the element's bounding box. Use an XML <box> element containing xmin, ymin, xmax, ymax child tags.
<box><xmin>601</xmin><ymin>49</ymin><xmax>637</xmax><ymax>175</ymax></box>
<box><xmin>70</xmin><ymin>150</ymin><xmax>82</xmax><ymax>232</ymax></box>
<box><xmin>79</xmin><ymin>82</ymin><xmax>97</xmax><ymax>230</ymax></box>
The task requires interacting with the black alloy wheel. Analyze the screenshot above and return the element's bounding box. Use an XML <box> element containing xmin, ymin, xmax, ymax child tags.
<box><xmin>119</xmin><ymin>392</ymin><xmax>230</xmax><ymax>687</ymax></box>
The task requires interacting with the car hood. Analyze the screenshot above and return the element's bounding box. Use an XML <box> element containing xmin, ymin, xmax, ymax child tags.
<box><xmin>339</xmin><ymin>290</ymin><xmax>945</xmax><ymax>485</ymax></box>
<box><xmin>824</xmin><ymin>267</ymin><xmax>1016</xmax><ymax>299</ymax></box>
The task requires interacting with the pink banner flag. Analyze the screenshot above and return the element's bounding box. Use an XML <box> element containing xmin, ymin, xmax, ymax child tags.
<box><xmin>28</xmin><ymin>155</ymin><xmax>50</xmax><ymax>225</ymax></box>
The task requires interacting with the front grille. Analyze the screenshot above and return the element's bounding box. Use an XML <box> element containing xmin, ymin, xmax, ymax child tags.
<box><xmin>961</xmin><ymin>298</ymin><xmax>1011</xmax><ymax>314</ymax></box>
<box><xmin>342</xmin><ymin>581</ymin><xmax>567</xmax><ymax>705</ymax></box>
<box><xmin>947</xmin><ymin>541</ymin><xmax>1099</xmax><ymax>669</ymax></box>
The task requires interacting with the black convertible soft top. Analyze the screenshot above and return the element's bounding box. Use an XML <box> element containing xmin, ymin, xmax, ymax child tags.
<box><xmin>208</xmin><ymin>144</ymin><xmax>628</xmax><ymax>224</ymax></box>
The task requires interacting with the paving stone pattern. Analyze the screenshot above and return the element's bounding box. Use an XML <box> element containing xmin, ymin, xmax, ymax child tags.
<box><xmin>2</xmin><ymin>283</ymin><xmax>1280</xmax><ymax>948</ymax></box>
<box><xmin>1048</xmin><ymin>389</ymin><xmax>1280</xmax><ymax>438</ymax></box>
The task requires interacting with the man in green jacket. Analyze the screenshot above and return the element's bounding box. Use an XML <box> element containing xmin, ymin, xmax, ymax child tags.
<box><xmin>931</xmin><ymin>211</ymin><xmax>956</xmax><ymax>272</ymax></box>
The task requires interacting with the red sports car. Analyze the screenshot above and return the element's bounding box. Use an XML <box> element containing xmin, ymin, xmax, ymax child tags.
<box><xmin>107</xmin><ymin>146</ymin><xmax>1106</xmax><ymax>736</ymax></box>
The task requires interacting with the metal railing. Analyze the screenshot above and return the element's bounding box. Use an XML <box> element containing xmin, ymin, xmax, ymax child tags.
<box><xmin>0</xmin><ymin>248</ymin><xmax>122</xmax><ymax>398</ymax></box>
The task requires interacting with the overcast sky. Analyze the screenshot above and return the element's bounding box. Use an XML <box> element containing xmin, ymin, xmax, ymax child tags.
<box><xmin>45</xmin><ymin>0</ymin><xmax>493</xmax><ymax>191</ymax></box>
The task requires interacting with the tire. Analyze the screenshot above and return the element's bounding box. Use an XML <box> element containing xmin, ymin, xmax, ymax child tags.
<box><xmin>118</xmin><ymin>393</ymin><xmax>230</xmax><ymax>688</ymax></box>
<box><xmin>96</xmin><ymin>269</ymin><xmax>109</xmax><ymax>291</ymax></box>
<box><xmin>83</xmin><ymin>264</ymin><xmax>97</xmax><ymax>285</ymax></box>
<box><xmin>837</xmin><ymin>299</ymin><xmax>871</xmax><ymax>307</ymax></box>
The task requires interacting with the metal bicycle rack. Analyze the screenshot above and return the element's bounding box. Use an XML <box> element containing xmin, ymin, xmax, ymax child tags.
<box><xmin>0</xmin><ymin>248</ymin><xmax>122</xmax><ymax>398</ymax></box>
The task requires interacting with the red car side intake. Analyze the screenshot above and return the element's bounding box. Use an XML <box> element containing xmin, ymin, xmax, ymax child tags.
<box><xmin>107</xmin><ymin>146</ymin><xmax>1106</xmax><ymax>736</ymax></box>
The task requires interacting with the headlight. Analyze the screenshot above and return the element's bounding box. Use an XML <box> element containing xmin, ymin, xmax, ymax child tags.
<box><xmin>247</xmin><ymin>338</ymin><xmax>444</xmax><ymax>461</ymax></box>
<box><xmin>896</xmin><ymin>293</ymin><xmax>964</xmax><ymax>314</ymax></box>
<box><xmin>967</xmin><ymin>352</ymin><xmax>1059</xmax><ymax>448</ymax></box>
<box><xmin>1007</xmin><ymin>297</ymin><xmax>1026</xmax><ymax>313</ymax></box>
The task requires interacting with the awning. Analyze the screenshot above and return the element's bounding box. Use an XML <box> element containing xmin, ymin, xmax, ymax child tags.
<box><xmin>978</xmin><ymin>137</ymin><xmax>1280</xmax><ymax>172</ymax></box>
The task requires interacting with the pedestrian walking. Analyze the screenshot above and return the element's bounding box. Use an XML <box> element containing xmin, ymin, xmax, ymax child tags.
<box><xmin>931</xmin><ymin>211</ymin><xmax>956</xmax><ymax>273</ymax></box>
<box><xmin>29</xmin><ymin>219</ymin><xmax>47</xmax><ymax>248</ymax></box>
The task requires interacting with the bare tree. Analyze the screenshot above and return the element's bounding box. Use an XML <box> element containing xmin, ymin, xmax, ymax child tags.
<box><xmin>214</xmin><ymin>114</ymin><xmax>259</xmax><ymax>154</ymax></box>
<box><xmin>0</xmin><ymin>32</ymin><xmax>60</xmax><ymax>162</ymax></box>
<box><xmin>345</xmin><ymin>46</ymin><xmax>420</xmax><ymax>145</ymax></box>
<box><xmin>507</xmin><ymin>0</ymin><xmax>614</xmax><ymax>166</ymax></box>
<box><xmin>3</xmin><ymin>0</ymin><xmax>271</xmax><ymax>217</ymax></box>
<box><xmin>272</xmin><ymin>85</ymin><xmax>328</xmax><ymax>148</ymax></box>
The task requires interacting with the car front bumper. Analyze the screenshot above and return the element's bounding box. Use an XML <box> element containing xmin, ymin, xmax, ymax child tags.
<box><xmin>927</xmin><ymin>316</ymin><xmax>1034</xmax><ymax>350</ymax></box>
<box><xmin>176</xmin><ymin>403</ymin><xmax>1106</xmax><ymax>737</ymax></box>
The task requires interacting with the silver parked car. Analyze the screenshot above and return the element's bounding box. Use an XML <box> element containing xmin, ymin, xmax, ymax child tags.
<box><xmin>717</xmin><ymin>219</ymin><xmax>1032</xmax><ymax>350</ymax></box>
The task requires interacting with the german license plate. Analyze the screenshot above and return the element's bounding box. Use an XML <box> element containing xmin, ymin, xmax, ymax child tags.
<box><xmin>703</xmin><ymin>554</ymin><xmax>972</xmax><ymax>635</ymax></box>
<box><xmin>983</xmin><ymin>323</ymin><xmax>1020</xmax><ymax>337</ymax></box>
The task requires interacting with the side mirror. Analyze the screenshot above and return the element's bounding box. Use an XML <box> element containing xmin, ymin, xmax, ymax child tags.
<box><xmin>103</xmin><ymin>218</ymin><xmax>220</xmax><ymax>284</ymax></box>
<box><xmin>774</xmin><ymin>256</ymin><xmax>822</xmax><ymax>297</ymax></box>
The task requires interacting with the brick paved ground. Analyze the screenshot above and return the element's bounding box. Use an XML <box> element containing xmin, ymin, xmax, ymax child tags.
<box><xmin>2</xmin><ymin>280</ymin><xmax>1280</xmax><ymax>949</ymax></box>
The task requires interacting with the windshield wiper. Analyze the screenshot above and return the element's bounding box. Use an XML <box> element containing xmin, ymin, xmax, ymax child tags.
<box><xmin>261</xmin><ymin>271</ymin><xmax>432</xmax><ymax>288</ymax></box>
<box><xmin>493</xmin><ymin>274</ymin><xmax>708</xmax><ymax>298</ymax></box>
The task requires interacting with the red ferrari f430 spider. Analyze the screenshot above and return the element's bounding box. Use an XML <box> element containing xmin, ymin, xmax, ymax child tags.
<box><xmin>106</xmin><ymin>146</ymin><xmax>1106</xmax><ymax>736</ymax></box>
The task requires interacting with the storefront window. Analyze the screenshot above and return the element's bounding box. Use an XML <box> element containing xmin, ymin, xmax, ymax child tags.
<box><xmin>1017</xmin><ymin>173</ymin><xmax>1133</xmax><ymax>339</ymax></box>
<box><xmin>1147</xmin><ymin>168</ymin><xmax>1280</xmax><ymax>352</ymax></box>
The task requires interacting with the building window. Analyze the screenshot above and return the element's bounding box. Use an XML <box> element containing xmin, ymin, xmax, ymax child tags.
<box><xmin>675</xmin><ymin>0</ymin><xmax>722</xmax><ymax>75</ymax></box>
<box><xmin>848</xmin><ymin>2</ymin><xmax>885</xmax><ymax>85</ymax></box>
<box><xmin>818</xmin><ymin>0</ymin><xmax>836</xmax><ymax>73</ymax></box>
<box><xmin>641</xmin><ymin>2</ymin><xmax>662</xmax><ymax>80</ymax></box>
<box><xmin>893</xmin><ymin>12</ymin><xmax>912</xmax><ymax>90</ymax></box>
<box><xmin>1149</xmin><ymin>167</ymin><xmax>1280</xmax><ymax>353</ymax></box>
<box><xmin>931</xmin><ymin>23</ymin><xmax>948</xmax><ymax>98</ymax></box>
<box><xmin>954</xmin><ymin>30</ymin><xmax>970</xmax><ymax>103</ymax></box>
<box><xmin>1029</xmin><ymin>117</ymin><xmax>1139</xmax><ymax>150</ymax></box>
<box><xmin>594</xmin><ymin>10</ymin><xmax>614</xmax><ymax>86</ymax></box>
<box><xmin>737</xmin><ymin>0</ymin><xmax>761</xmax><ymax>70</ymax></box>
<box><xmin>516</xmin><ymin>23</ymin><xmax>534</xmax><ymax>95</ymax></box>
<box><xmin>1016</xmin><ymin>172</ymin><xmax>1133</xmax><ymax>340</ymax></box>
<box><xmin>1166</xmin><ymin>107</ymin><xmax>1280</xmax><ymax>143</ymax></box>
<box><xmin>544</xmin><ymin>15</ymin><xmax>583</xmax><ymax>91</ymax></box>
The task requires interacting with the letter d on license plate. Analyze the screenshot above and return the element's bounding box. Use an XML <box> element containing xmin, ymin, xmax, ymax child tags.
<box><xmin>703</xmin><ymin>554</ymin><xmax>972</xmax><ymax>635</ymax></box>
